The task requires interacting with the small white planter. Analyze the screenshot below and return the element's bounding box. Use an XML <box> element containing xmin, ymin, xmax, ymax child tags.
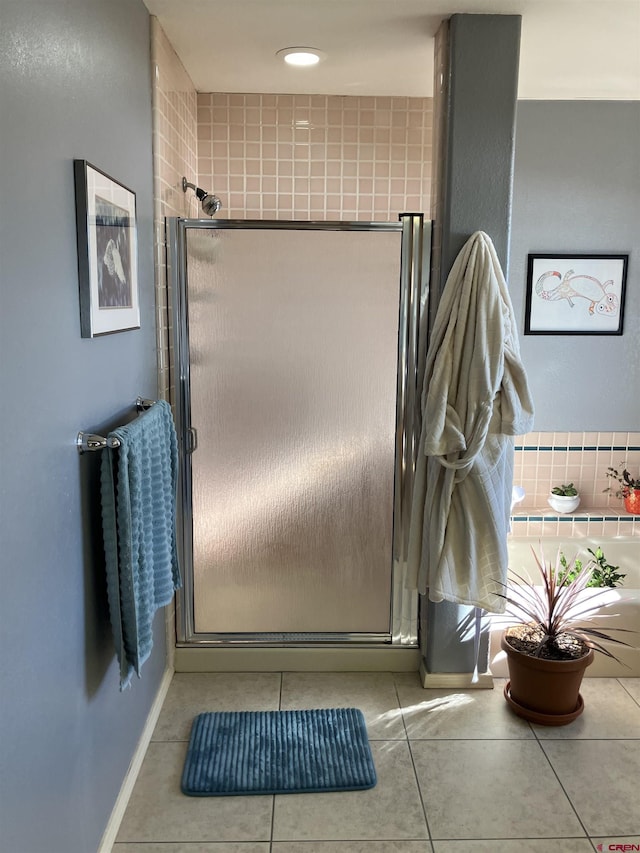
<box><xmin>547</xmin><ymin>493</ymin><xmax>581</xmax><ymax>514</ymax></box>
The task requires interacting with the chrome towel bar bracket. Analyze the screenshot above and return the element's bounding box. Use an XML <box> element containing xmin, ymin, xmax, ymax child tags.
<box><xmin>135</xmin><ymin>397</ymin><xmax>155</xmax><ymax>412</ymax></box>
<box><xmin>76</xmin><ymin>398</ymin><xmax>156</xmax><ymax>454</ymax></box>
<box><xmin>76</xmin><ymin>432</ymin><xmax>121</xmax><ymax>453</ymax></box>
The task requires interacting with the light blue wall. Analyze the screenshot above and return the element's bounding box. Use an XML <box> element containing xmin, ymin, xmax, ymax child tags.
<box><xmin>0</xmin><ymin>2</ymin><xmax>165</xmax><ymax>851</ymax></box>
<box><xmin>510</xmin><ymin>100</ymin><xmax>640</xmax><ymax>430</ymax></box>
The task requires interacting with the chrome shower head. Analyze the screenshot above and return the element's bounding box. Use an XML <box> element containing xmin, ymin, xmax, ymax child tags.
<box><xmin>182</xmin><ymin>177</ymin><xmax>222</xmax><ymax>217</ymax></box>
<box><xmin>200</xmin><ymin>192</ymin><xmax>222</xmax><ymax>216</ymax></box>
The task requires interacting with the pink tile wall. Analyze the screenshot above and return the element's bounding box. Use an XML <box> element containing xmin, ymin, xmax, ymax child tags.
<box><xmin>513</xmin><ymin>431</ymin><xmax>640</xmax><ymax>510</ymax></box>
<box><xmin>151</xmin><ymin>18</ymin><xmax>199</xmax><ymax>400</ymax></box>
<box><xmin>511</xmin><ymin>431</ymin><xmax>640</xmax><ymax>538</ymax></box>
<box><xmin>150</xmin><ymin>17</ymin><xmax>200</xmax><ymax>660</ymax></box>
<box><xmin>196</xmin><ymin>93</ymin><xmax>433</xmax><ymax>220</ymax></box>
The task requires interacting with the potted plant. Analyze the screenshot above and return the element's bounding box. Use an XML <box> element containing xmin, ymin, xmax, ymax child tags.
<box><xmin>498</xmin><ymin>546</ymin><xmax>633</xmax><ymax>726</ymax></box>
<box><xmin>548</xmin><ymin>482</ymin><xmax>580</xmax><ymax>514</ymax></box>
<box><xmin>558</xmin><ymin>546</ymin><xmax>626</xmax><ymax>589</ymax></box>
<box><xmin>604</xmin><ymin>465</ymin><xmax>640</xmax><ymax>514</ymax></box>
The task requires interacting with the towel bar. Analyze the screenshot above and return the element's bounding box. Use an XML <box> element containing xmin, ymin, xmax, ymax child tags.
<box><xmin>76</xmin><ymin>397</ymin><xmax>156</xmax><ymax>454</ymax></box>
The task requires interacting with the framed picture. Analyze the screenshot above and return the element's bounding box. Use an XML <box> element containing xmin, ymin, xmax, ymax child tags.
<box><xmin>74</xmin><ymin>160</ymin><xmax>140</xmax><ymax>337</ymax></box>
<box><xmin>525</xmin><ymin>253</ymin><xmax>627</xmax><ymax>335</ymax></box>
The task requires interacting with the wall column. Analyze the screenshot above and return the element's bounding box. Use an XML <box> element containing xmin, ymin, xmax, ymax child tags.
<box><xmin>420</xmin><ymin>13</ymin><xmax>522</xmax><ymax>685</ymax></box>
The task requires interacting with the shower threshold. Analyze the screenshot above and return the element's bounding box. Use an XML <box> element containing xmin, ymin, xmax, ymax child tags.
<box><xmin>178</xmin><ymin>631</ymin><xmax>398</xmax><ymax>645</ymax></box>
<box><xmin>173</xmin><ymin>643</ymin><xmax>421</xmax><ymax>673</ymax></box>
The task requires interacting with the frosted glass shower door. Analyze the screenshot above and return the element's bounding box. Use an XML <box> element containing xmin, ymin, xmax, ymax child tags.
<box><xmin>185</xmin><ymin>225</ymin><xmax>402</xmax><ymax>636</ymax></box>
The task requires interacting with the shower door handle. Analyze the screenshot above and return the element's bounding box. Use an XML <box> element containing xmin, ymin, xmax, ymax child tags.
<box><xmin>186</xmin><ymin>426</ymin><xmax>198</xmax><ymax>454</ymax></box>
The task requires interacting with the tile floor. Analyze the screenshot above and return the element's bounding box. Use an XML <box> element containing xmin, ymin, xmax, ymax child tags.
<box><xmin>113</xmin><ymin>673</ymin><xmax>640</xmax><ymax>852</ymax></box>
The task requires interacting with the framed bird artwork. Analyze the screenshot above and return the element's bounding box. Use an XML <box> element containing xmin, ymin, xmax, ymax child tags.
<box><xmin>74</xmin><ymin>160</ymin><xmax>140</xmax><ymax>337</ymax></box>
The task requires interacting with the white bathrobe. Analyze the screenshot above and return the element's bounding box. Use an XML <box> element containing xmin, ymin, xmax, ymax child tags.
<box><xmin>407</xmin><ymin>231</ymin><xmax>534</xmax><ymax>613</ymax></box>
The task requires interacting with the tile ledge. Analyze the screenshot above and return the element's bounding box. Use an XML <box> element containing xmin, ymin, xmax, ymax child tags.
<box><xmin>511</xmin><ymin>507</ymin><xmax>637</xmax><ymax>522</ymax></box>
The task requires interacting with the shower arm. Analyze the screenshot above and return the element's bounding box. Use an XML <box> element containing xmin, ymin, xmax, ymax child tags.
<box><xmin>182</xmin><ymin>176</ymin><xmax>222</xmax><ymax>216</ymax></box>
<box><xmin>182</xmin><ymin>177</ymin><xmax>205</xmax><ymax>201</ymax></box>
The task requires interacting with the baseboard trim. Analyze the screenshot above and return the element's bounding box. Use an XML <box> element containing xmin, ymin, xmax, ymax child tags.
<box><xmin>419</xmin><ymin>659</ymin><xmax>494</xmax><ymax>689</ymax></box>
<box><xmin>98</xmin><ymin>665</ymin><xmax>173</xmax><ymax>853</ymax></box>
<box><xmin>174</xmin><ymin>646</ymin><xmax>421</xmax><ymax>672</ymax></box>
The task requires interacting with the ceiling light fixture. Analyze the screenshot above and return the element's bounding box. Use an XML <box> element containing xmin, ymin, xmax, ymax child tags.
<box><xmin>276</xmin><ymin>47</ymin><xmax>326</xmax><ymax>67</ymax></box>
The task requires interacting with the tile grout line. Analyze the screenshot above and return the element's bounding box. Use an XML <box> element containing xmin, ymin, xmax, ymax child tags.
<box><xmin>616</xmin><ymin>676</ymin><xmax>640</xmax><ymax>709</ymax></box>
<box><xmin>424</xmin><ymin>837</ymin><xmax>602</xmax><ymax>850</ymax></box>
<box><xmin>406</xmin><ymin>746</ymin><xmax>435</xmax><ymax>853</ymax></box>
<box><xmin>398</xmin><ymin>735</ymin><xmax>640</xmax><ymax>741</ymax></box>
<box><xmin>427</xmin><ymin>835</ymin><xmax>599</xmax><ymax>843</ymax></box>
<box><xmin>393</xmin><ymin>735</ymin><xmax>547</xmax><ymax>741</ymax></box>
<box><xmin>393</xmin><ymin>674</ymin><xmax>435</xmax><ymax>853</ymax></box>
<box><xmin>532</xmin><ymin>728</ymin><xmax>593</xmax><ymax>842</ymax></box>
<box><xmin>269</xmin><ymin>671</ymin><xmax>285</xmax><ymax>849</ymax></box>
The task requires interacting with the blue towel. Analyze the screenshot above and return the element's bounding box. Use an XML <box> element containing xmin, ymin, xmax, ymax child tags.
<box><xmin>100</xmin><ymin>400</ymin><xmax>181</xmax><ymax>689</ymax></box>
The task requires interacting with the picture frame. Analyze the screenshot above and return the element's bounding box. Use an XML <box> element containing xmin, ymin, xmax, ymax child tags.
<box><xmin>74</xmin><ymin>160</ymin><xmax>140</xmax><ymax>337</ymax></box>
<box><xmin>525</xmin><ymin>253</ymin><xmax>627</xmax><ymax>336</ymax></box>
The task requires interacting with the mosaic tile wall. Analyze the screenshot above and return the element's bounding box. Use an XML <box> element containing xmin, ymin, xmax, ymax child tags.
<box><xmin>150</xmin><ymin>18</ymin><xmax>200</xmax><ymax>662</ymax></box>
<box><xmin>511</xmin><ymin>432</ymin><xmax>640</xmax><ymax>538</ymax></box>
<box><xmin>150</xmin><ymin>18</ymin><xmax>199</xmax><ymax>402</ymax></box>
<box><xmin>196</xmin><ymin>92</ymin><xmax>433</xmax><ymax>221</ymax></box>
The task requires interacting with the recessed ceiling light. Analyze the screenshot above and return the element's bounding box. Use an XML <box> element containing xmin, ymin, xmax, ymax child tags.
<box><xmin>276</xmin><ymin>47</ymin><xmax>326</xmax><ymax>67</ymax></box>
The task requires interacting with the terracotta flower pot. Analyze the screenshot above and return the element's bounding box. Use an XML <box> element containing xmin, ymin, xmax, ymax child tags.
<box><xmin>501</xmin><ymin>632</ymin><xmax>594</xmax><ymax>725</ymax></box>
<box><xmin>624</xmin><ymin>490</ymin><xmax>640</xmax><ymax>514</ymax></box>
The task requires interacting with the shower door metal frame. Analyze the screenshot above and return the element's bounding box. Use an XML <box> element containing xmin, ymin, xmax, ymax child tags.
<box><xmin>167</xmin><ymin>216</ymin><xmax>429</xmax><ymax>647</ymax></box>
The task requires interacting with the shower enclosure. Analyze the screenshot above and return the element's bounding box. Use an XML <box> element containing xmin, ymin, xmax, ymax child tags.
<box><xmin>167</xmin><ymin>215</ymin><xmax>429</xmax><ymax>648</ymax></box>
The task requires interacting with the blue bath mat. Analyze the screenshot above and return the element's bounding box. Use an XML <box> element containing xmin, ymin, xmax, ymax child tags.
<box><xmin>181</xmin><ymin>708</ymin><xmax>377</xmax><ymax>796</ymax></box>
